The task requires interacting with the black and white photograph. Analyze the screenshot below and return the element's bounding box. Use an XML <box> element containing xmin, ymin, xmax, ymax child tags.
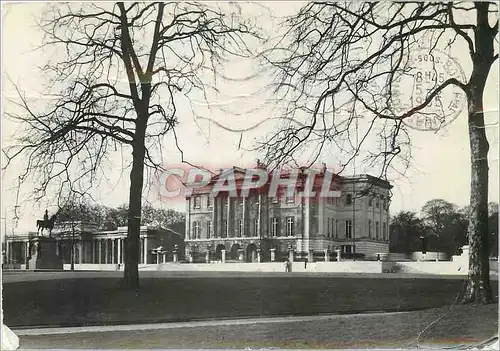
<box><xmin>1</xmin><ymin>1</ymin><xmax>499</xmax><ymax>350</ymax></box>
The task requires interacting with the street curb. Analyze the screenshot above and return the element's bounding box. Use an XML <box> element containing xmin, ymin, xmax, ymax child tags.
<box><xmin>13</xmin><ymin>311</ymin><xmax>411</xmax><ymax>336</ymax></box>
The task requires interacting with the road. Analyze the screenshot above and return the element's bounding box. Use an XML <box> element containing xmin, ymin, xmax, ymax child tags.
<box><xmin>4</xmin><ymin>269</ymin><xmax>497</xmax><ymax>283</ymax></box>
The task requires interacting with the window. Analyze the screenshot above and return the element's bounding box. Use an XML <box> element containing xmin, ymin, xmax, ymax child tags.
<box><xmin>327</xmin><ymin>218</ymin><xmax>331</xmax><ymax>237</ymax></box>
<box><xmin>254</xmin><ymin>219</ymin><xmax>259</xmax><ymax>237</ymax></box>
<box><xmin>368</xmin><ymin>196</ymin><xmax>373</xmax><ymax>207</ymax></box>
<box><xmin>238</xmin><ymin>220</ymin><xmax>243</xmax><ymax>237</ymax></box>
<box><xmin>375</xmin><ymin>196</ymin><xmax>380</xmax><ymax>208</ymax></box>
<box><xmin>207</xmin><ymin>196</ymin><xmax>213</xmax><ymax>209</ymax></box>
<box><xmin>222</xmin><ymin>220</ymin><xmax>228</xmax><ymax>237</ymax></box>
<box><xmin>345</xmin><ymin>220</ymin><xmax>352</xmax><ymax>239</ymax></box>
<box><xmin>272</xmin><ymin>196</ymin><xmax>279</xmax><ymax>204</ymax></box>
<box><xmin>193</xmin><ymin>221</ymin><xmax>201</xmax><ymax>239</ymax></box>
<box><xmin>343</xmin><ymin>245</ymin><xmax>352</xmax><ymax>254</ymax></box>
<box><xmin>345</xmin><ymin>194</ymin><xmax>352</xmax><ymax>205</ymax></box>
<box><xmin>383</xmin><ymin>198</ymin><xmax>387</xmax><ymax>211</ymax></box>
<box><xmin>383</xmin><ymin>222</ymin><xmax>387</xmax><ymax>240</ymax></box>
<box><xmin>335</xmin><ymin>220</ymin><xmax>339</xmax><ymax>238</ymax></box>
<box><xmin>207</xmin><ymin>221</ymin><xmax>212</xmax><ymax>239</ymax></box>
<box><xmin>271</xmin><ymin>217</ymin><xmax>279</xmax><ymax>237</ymax></box>
<box><xmin>193</xmin><ymin>196</ymin><xmax>201</xmax><ymax>209</ymax></box>
<box><xmin>286</xmin><ymin>217</ymin><xmax>294</xmax><ymax>237</ymax></box>
<box><xmin>368</xmin><ymin>220</ymin><xmax>372</xmax><ymax>238</ymax></box>
<box><xmin>286</xmin><ymin>194</ymin><xmax>294</xmax><ymax>203</ymax></box>
<box><xmin>376</xmin><ymin>221</ymin><xmax>380</xmax><ymax>239</ymax></box>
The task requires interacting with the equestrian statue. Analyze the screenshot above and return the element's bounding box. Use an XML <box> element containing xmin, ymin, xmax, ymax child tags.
<box><xmin>36</xmin><ymin>209</ymin><xmax>57</xmax><ymax>237</ymax></box>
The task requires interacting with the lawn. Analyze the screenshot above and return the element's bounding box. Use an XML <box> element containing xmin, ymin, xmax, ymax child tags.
<box><xmin>17</xmin><ymin>304</ymin><xmax>499</xmax><ymax>349</ymax></box>
<box><xmin>3</xmin><ymin>272</ymin><xmax>497</xmax><ymax>328</ymax></box>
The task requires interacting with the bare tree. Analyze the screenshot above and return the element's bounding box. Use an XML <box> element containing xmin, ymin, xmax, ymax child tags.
<box><xmin>3</xmin><ymin>2</ymin><xmax>259</xmax><ymax>290</ymax></box>
<box><xmin>259</xmin><ymin>2</ymin><xmax>498</xmax><ymax>303</ymax></box>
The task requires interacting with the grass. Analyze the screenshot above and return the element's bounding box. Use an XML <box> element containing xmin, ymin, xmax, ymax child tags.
<box><xmin>17</xmin><ymin>304</ymin><xmax>499</xmax><ymax>349</ymax></box>
<box><xmin>3</xmin><ymin>272</ymin><xmax>497</xmax><ymax>328</ymax></box>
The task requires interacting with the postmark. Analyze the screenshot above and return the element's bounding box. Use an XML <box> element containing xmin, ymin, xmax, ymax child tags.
<box><xmin>389</xmin><ymin>47</ymin><xmax>467</xmax><ymax>131</ymax></box>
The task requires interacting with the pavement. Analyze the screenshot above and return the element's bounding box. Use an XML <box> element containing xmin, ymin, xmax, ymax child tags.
<box><xmin>11</xmin><ymin>307</ymin><xmax>498</xmax><ymax>350</ymax></box>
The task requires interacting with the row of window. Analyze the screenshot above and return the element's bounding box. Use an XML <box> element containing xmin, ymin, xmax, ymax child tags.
<box><xmin>190</xmin><ymin>217</ymin><xmax>295</xmax><ymax>239</ymax></box>
<box><xmin>190</xmin><ymin>218</ymin><xmax>387</xmax><ymax>241</ymax></box>
<box><xmin>339</xmin><ymin>194</ymin><xmax>388</xmax><ymax>209</ymax></box>
<box><xmin>192</xmin><ymin>194</ymin><xmax>389</xmax><ymax>210</ymax></box>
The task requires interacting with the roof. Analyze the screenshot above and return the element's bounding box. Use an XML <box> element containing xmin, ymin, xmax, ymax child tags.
<box><xmin>186</xmin><ymin>166</ymin><xmax>391</xmax><ymax>196</ymax></box>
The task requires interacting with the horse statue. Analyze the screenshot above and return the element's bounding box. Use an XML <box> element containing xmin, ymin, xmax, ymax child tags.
<box><xmin>36</xmin><ymin>209</ymin><xmax>57</xmax><ymax>237</ymax></box>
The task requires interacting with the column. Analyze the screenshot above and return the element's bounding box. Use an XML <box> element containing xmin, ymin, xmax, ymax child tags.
<box><xmin>324</xmin><ymin>249</ymin><xmax>330</xmax><ymax>262</ymax></box>
<box><xmin>139</xmin><ymin>238</ymin><xmax>144</xmax><ymax>264</ymax></box>
<box><xmin>221</xmin><ymin>249</ymin><xmax>226</xmax><ymax>263</ymax></box>
<box><xmin>242</xmin><ymin>197</ymin><xmax>246</xmax><ymax>237</ymax></box>
<box><xmin>238</xmin><ymin>248</ymin><xmax>244</xmax><ymax>261</ymax></box>
<box><xmin>117</xmin><ymin>238</ymin><xmax>121</xmax><ymax>264</ymax></box>
<box><xmin>220</xmin><ymin>198</ymin><xmax>224</xmax><ymax>237</ymax></box>
<box><xmin>211</xmin><ymin>196</ymin><xmax>216</xmax><ymax>238</ymax></box>
<box><xmin>227</xmin><ymin>197</ymin><xmax>231</xmax><ymax>237</ymax></box>
<box><xmin>308</xmin><ymin>250</ymin><xmax>314</xmax><ymax>263</ymax></box>
<box><xmin>336</xmin><ymin>249</ymin><xmax>341</xmax><ymax>262</ymax></box>
<box><xmin>186</xmin><ymin>198</ymin><xmax>191</xmax><ymax>240</ymax></box>
<box><xmin>121</xmin><ymin>239</ymin><xmax>125</xmax><ymax>264</ymax></box>
<box><xmin>91</xmin><ymin>240</ymin><xmax>95</xmax><ymax>264</ymax></box>
<box><xmin>78</xmin><ymin>240</ymin><xmax>83</xmax><ymax>264</ymax></box>
<box><xmin>270</xmin><ymin>248</ymin><xmax>276</xmax><ymax>262</ymax></box>
<box><xmin>143</xmin><ymin>236</ymin><xmax>148</xmax><ymax>264</ymax></box>
<box><xmin>104</xmin><ymin>239</ymin><xmax>110</xmax><ymax>264</ymax></box>
<box><xmin>257</xmin><ymin>193</ymin><xmax>262</xmax><ymax>238</ymax></box>
<box><xmin>111</xmin><ymin>239</ymin><xmax>115</xmax><ymax>264</ymax></box>
<box><xmin>6</xmin><ymin>241</ymin><xmax>10</xmax><ymax>264</ymax></box>
<box><xmin>257</xmin><ymin>249</ymin><xmax>261</xmax><ymax>263</ymax></box>
<box><xmin>98</xmin><ymin>239</ymin><xmax>102</xmax><ymax>264</ymax></box>
<box><xmin>288</xmin><ymin>248</ymin><xmax>294</xmax><ymax>262</ymax></box>
<box><xmin>25</xmin><ymin>241</ymin><xmax>29</xmax><ymax>264</ymax></box>
<box><xmin>205</xmin><ymin>250</ymin><xmax>210</xmax><ymax>263</ymax></box>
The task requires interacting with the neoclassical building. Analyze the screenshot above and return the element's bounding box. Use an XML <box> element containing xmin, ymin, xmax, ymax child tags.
<box><xmin>184</xmin><ymin>165</ymin><xmax>392</xmax><ymax>262</ymax></box>
<box><xmin>2</xmin><ymin>222</ymin><xmax>184</xmax><ymax>269</ymax></box>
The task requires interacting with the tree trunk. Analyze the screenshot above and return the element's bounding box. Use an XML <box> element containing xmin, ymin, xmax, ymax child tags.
<box><xmin>462</xmin><ymin>2</ymin><xmax>495</xmax><ymax>304</ymax></box>
<box><xmin>463</xmin><ymin>91</ymin><xmax>492</xmax><ymax>304</ymax></box>
<box><xmin>123</xmin><ymin>125</ymin><xmax>147</xmax><ymax>290</ymax></box>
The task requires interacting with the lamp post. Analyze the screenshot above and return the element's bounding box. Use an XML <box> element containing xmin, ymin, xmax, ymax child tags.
<box><xmin>420</xmin><ymin>235</ymin><xmax>427</xmax><ymax>261</ymax></box>
<box><xmin>287</xmin><ymin>243</ymin><xmax>294</xmax><ymax>262</ymax></box>
<box><xmin>206</xmin><ymin>244</ymin><xmax>212</xmax><ymax>263</ymax></box>
<box><xmin>173</xmin><ymin>244</ymin><xmax>179</xmax><ymax>263</ymax></box>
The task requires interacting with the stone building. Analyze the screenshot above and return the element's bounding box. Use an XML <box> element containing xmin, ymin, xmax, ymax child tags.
<box><xmin>184</xmin><ymin>165</ymin><xmax>392</xmax><ymax>262</ymax></box>
<box><xmin>2</xmin><ymin>222</ymin><xmax>184</xmax><ymax>269</ymax></box>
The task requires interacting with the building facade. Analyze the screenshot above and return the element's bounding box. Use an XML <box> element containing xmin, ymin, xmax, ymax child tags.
<box><xmin>184</xmin><ymin>166</ymin><xmax>392</xmax><ymax>262</ymax></box>
<box><xmin>2</xmin><ymin>222</ymin><xmax>184</xmax><ymax>269</ymax></box>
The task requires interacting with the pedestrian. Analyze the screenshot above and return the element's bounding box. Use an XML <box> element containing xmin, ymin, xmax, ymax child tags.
<box><xmin>285</xmin><ymin>259</ymin><xmax>290</xmax><ymax>272</ymax></box>
<box><xmin>304</xmin><ymin>257</ymin><xmax>308</xmax><ymax>269</ymax></box>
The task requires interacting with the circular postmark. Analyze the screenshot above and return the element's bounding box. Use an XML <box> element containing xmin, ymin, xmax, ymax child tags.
<box><xmin>389</xmin><ymin>47</ymin><xmax>467</xmax><ymax>131</ymax></box>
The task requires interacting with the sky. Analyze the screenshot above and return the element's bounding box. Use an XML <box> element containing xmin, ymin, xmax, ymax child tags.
<box><xmin>1</xmin><ymin>2</ymin><xmax>499</xmax><ymax>235</ymax></box>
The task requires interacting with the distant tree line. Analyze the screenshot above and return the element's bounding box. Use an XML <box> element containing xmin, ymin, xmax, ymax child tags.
<box><xmin>391</xmin><ymin>199</ymin><xmax>498</xmax><ymax>258</ymax></box>
<box><xmin>56</xmin><ymin>199</ymin><xmax>185</xmax><ymax>237</ymax></box>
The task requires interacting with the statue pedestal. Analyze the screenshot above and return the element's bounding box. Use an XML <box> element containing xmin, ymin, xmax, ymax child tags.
<box><xmin>28</xmin><ymin>237</ymin><xmax>63</xmax><ymax>270</ymax></box>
